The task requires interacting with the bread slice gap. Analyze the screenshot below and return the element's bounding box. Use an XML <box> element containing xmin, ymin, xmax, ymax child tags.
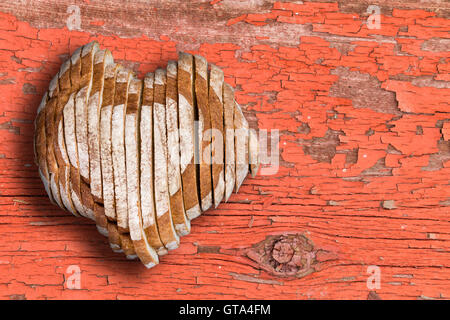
<box><xmin>223</xmin><ymin>82</ymin><xmax>235</xmax><ymax>202</ymax></box>
<box><xmin>166</xmin><ymin>61</ymin><xmax>190</xmax><ymax>236</ymax></box>
<box><xmin>177</xmin><ymin>52</ymin><xmax>201</xmax><ymax>220</ymax></box>
<box><xmin>234</xmin><ymin>102</ymin><xmax>249</xmax><ymax>192</ymax></box>
<box><xmin>126</xmin><ymin>77</ymin><xmax>159</xmax><ymax>267</ymax></box>
<box><xmin>100</xmin><ymin>63</ymin><xmax>120</xmax><ymax>222</ymax></box>
<box><xmin>53</xmin><ymin>56</ymin><xmax>78</xmax><ymax>216</ymax></box>
<box><xmin>153</xmin><ymin>68</ymin><xmax>180</xmax><ymax>251</ymax></box>
<box><xmin>35</xmin><ymin>91</ymin><xmax>55</xmax><ymax>204</ymax></box>
<box><xmin>140</xmin><ymin>72</ymin><xmax>168</xmax><ymax>255</ymax></box>
<box><xmin>111</xmin><ymin>67</ymin><xmax>133</xmax><ymax>233</ymax></box>
<box><xmin>194</xmin><ymin>55</ymin><xmax>213</xmax><ymax>212</ymax></box>
<box><xmin>208</xmin><ymin>64</ymin><xmax>225</xmax><ymax>208</ymax></box>
<box><xmin>45</xmin><ymin>73</ymin><xmax>65</xmax><ymax>209</ymax></box>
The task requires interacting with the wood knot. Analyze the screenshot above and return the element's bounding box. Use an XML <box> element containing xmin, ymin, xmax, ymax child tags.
<box><xmin>246</xmin><ymin>233</ymin><xmax>338</xmax><ymax>279</ymax></box>
<box><xmin>272</xmin><ymin>241</ymin><xmax>294</xmax><ymax>263</ymax></box>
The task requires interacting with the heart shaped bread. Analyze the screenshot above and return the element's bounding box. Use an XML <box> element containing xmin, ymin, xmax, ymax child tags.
<box><xmin>34</xmin><ymin>41</ymin><xmax>259</xmax><ymax>268</ymax></box>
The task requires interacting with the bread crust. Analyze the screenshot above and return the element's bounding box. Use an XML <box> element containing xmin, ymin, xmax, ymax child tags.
<box><xmin>100</xmin><ymin>64</ymin><xmax>119</xmax><ymax>221</ymax></box>
<box><xmin>111</xmin><ymin>68</ymin><xmax>133</xmax><ymax>232</ymax></box>
<box><xmin>153</xmin><ymin>68</ymin><xmax>180</xmax><ymax>250</ymax></box>
<box><xmin>177</xmin><ymin>53</ymin><xmax>201</xmax><ymax>220</ymax></box>
<box><xmin>209</xmin><ymin>64</ymin><xmax>225</xmax><ymax>208</ymax></box>
<box><xmin>249</xmin><ymin>129</ymin><xmax>260</xmax><ymax>177</ymax></box>
<box><xmin>223</xmin><ymin>83</ymin><xmax>235</xmax><ymax>202</ymax></box>
<box><xmin>45</xmin><ymin>73</ymin><xmax>65</xmax><ymax>209</ymax></box>
<box><xmin>194</xmin><ymin>55</ymin><xmax>213</xmax><ymax>212</ymax></box>
<box><xmin>126</xmin><ymin>78</ymin><xmax>159</xmax><ymax>268</ymax></box>
<box><xmin>88</xmin><ymin>49</ymin><xmax>111</xmax><ymax>204</ymax></box>
<box><xmin>166</xmin><ymin>61</ymin><xmax>190</xmax><ymax>236</ymax></box>
<box><xmin>140</xmin><ymin>73</ymin><xmax>168</xmax><ymax>255</ymax></box>
<box><xmin>35</xmin><ymin>92</ymin><xmax>55</xmax><ymax>204</ymax></box>
<box><xmin>53</xmin><ymin>56</ymin><xmax>78</xmax><ymax>216</ymax></box>
<box><xmin>234</xmin><ymin>102</ymin><xmax>249</xmax><ymax>192</ymax></box>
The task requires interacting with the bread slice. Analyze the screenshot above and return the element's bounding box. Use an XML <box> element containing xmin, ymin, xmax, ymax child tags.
<box><xmin>119</xmin><ymin>233</ymin><xmax>138</xmax><ymax>260</ymax></box>
<box><xmin>126</xmin><ymin>78</ymin><xmax>159</xmax><ymax>268</ymax></box>
<box><xmin>53</xmin><ymin>57</ymin><xmax>78</xmax><ymax>216</ymax></box>
<box><xmin>153</xmin><ymin>68</ymin><xmax>180</xmax><ymax>250</ymax></box>
<box><xmin>223</xmin><ymin>83</ymin><xmax>235</xmax><ymax>202</ymax></box>
<box><xmin>140</xmin><ymin>73</ymin><xmax>168</xmax><ymax>255</ymax></box>
<box><xmin>177</xmin><ymin>52</ymin><xmax>201</xmax><ymax>220</ymax></box>
<box><xmin>194</xmin><ymin>55</ymin><xmax>212</xmax><ymax>212</ymax></box>
<box><xmin>208</xmin><ymin>64</ymin><xmax>225</xmax><ymax>208</ymax></box>
<box><xmin>88</xmin><ymin>49</ymin><xmax>114</xmax><ymax>204</ymax></box>
<box><xmin>107</xmin><ymin>220</ymin><xmax>122</xmax><ymax>253</ymax></box>
<box><xmin>65</xmin><ymin>43</ymin><xmax>99</xmax><ymax>221</ymax></box>
<box><xmin>100</xmin><ymin>63</ymin><xmax>120</xmax><ymax>221</ymax></box>
<box><xmin>34</xmin><ymin>92</ymin><xmax>55</xmax><ymax>204</ymax></box>
<box><xmin>234</xmin><ymin>102</ymin><xmax>249</xmax><ymax>192</ymax></box>
<box><xmin>45</xmin><ymin>73</ymin><xmax>65</xmax><ymax>209</ymax></box>
<box><xmin>166</xmin><ymin>61</ymin><xmax>190</xmax><ymax>236</ymax></box>
<box><xmin>94</xmin><ymin>202</ymin><xmax>108</xmax><ymax>237</ymax></box>
<box><xmin>76</xmin><ymin>41</ymin><xmax>99</xmax><ymax>184</ymax></box>
<box><xmin>64</xmin><ymin>46</ymin><xmax>91</xmax><ymax>219</ymax></box>
<box><xmin>76</xmin><ymin>42</ymin><xmax>100</xmax><ymax>220</ymax></box>
<box><xmin>111</xmin><ymin>67</ymin><xmax>133</xmax><ymax>233</ymax></box>
<box><xmin>248</xmin><ymin>128</ymin><xmax>259</xmax><ymax>177</ymax></box>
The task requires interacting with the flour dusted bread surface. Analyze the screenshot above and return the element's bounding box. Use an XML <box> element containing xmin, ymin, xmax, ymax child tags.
<box><xmin>77</xmin><ymin>41</ymin><xmax>99</xmax><ymax>184</ymax></box>
<box><xmin>100</xmin><ymin>63</ymin><xmax>119</xmax><ymax>221</ymax></box>
<box><xmin>140</xmin><ymin>73</ymin><xmax>167</xmax><ymax>256</ymax></box>
<box><xmin>88</xmin><ymin>49</ymin><xmax>112</xmax><ymax>203</ymax></box>
<box><xmin>223</xmin><ymin>83</ymin><xmax>235</xmax><ymax>202</ymax></box>
<box><xmin>45</xmin><ymin>73</ymin><xmax>64</xmax><ymax>209</ymax></box>
<box><xmin>35</xmin><ymin>43</ymin><xmax>258</xmax><ymax>267</ymax></box>
<box><xmin>166</xmin><ymin>61</ymin><xmax>190</xmax><ymax>236</ymax></box>
<box><xmin>209</xmin><ymin>64</ymin><xmax>225</xmax><ymax>208</ymax></box>
<box><xmin>234</xmin><ymin>102</ymin><xmax>249</xmax><ymax>192</ymax></box>
<box><xmin>153</xmin><ymin>68</ymin><xmax>180</xmax><ymax>250</ymax></box>
<box><xmin>194</xmin><ymin>55</ymin><xmax>213</xmax><ymax>212</ymax></box>
<box><xmin>112</xmin><ymin>68</ymin><xmax>133</xmax><ymax>232</ymax></box>
<box><xmin>126</xmin><ymin>78</ymin><xmax>159</xmax><ymax>268</ymax></box>
<box><xmin>35</xmin><ymin>92</ymin><xmax>54</xmax><ymax>203</ymax></box>
<box><xmin>54</xmin><ymin>57</ymin><xmax>78</xmax><ymax>216</ymax></box>
<box><xmin>249</xmin><ymin>128</ymin><xmax>260</xmax><ymax>177</ymax></box>
<box><xmin>177</xmin><ymin>52</ymin><xmax>200</xmax><ymax>220</ymax></box>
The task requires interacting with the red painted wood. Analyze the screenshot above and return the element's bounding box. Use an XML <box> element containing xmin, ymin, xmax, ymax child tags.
<box><xmin>0</xmin><ymin>0</ymin><xmax>448</xmax><ymax>300</ymax></box>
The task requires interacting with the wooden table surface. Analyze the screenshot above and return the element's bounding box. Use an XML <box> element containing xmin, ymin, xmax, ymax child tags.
<box><xmin>0</xmin><ymin>0</ymin><xmax>449</xmax><ymax>300</ymax></box>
